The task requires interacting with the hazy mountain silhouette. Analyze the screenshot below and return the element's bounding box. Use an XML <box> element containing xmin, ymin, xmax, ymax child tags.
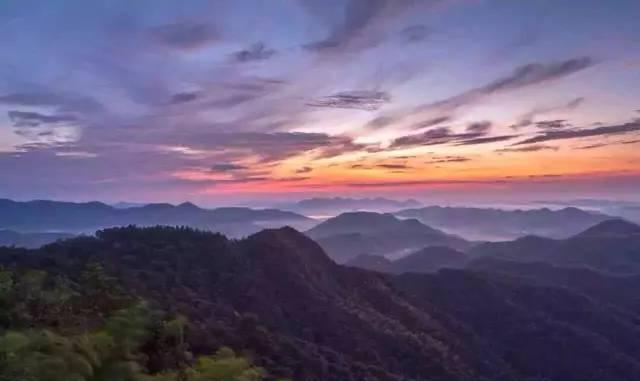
<box><xmin>0</xmin><ymin>198</ymin><xmax>312</xmax><ymax>237</ymax></box>
<box><xmin>574</xmin><ymin>218</ymin><xmax>640</xmax><ymax>238</ymax></box>
<box><xmin>396</xmin><ymin>205</ymin><xmax>611</xmax><ymax>240</ymax></box>
<box><xmin>0</xmin><ymin>229</ymin><xmax>73</xmax><ymax>248</ymax></box>
<box><xmin>3</xmin><ymin>225</ymin><xmax>640</xmax><ymax>380</ymax></box>
<box><xmin>470</xmin><ymin>219</ymin><xmax>640</xmax><ymax>274</ymax></box>
<box><xmin>278</xmin><ymin>197</ymin><xmax>421</xmax><ymax>215</ymax></box>
<box><xmin>306</xmin><ymin>211</ymin><xmax>470</xmax><ymax>262</ymax></box>
<box><xmin>346</xmin><ymin>246</ymin><xmax>468</xmax><ymax>273</ymax></box>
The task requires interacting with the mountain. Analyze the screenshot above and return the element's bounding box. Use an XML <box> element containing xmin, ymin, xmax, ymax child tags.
<box><xmin>278</xmin><ymin>197</ymin><xmax>421</xmax><ymax>215</ymax></box>
<box><xmin>0</xmin><ymin>229</ymin><xmax>73</xmax><ymax>248</ymax></box>
<box><xmin>393</xmin><ymin>269</ymin><xmax>640</xmax><ymax>381</ymax></box>
<box><xmin>346</xmin><ymin>246</ymin><xmax>468</xmax><ymax>274</ymax></box>
<box><xmin>469</xmin><ymin>219</ymin><xmax>640</xmax><ymax>274</ymax></box>
<box><xmin>395</xmin><ymin>205</ymin><xmax>611</xmax><ymax>240</ymax></box>
<box><xmin>3</xmin><ymin>225</ymin><xmax>640</xmax><ymax>380</ymax></box>
<box><xmin>111</xmin><ymin>201</ymin><xmax>148</xmax><ymax>209</ymax></box>
<box><xmin>574</xmin><ymin>218</ymin><xmax>640</xmax><ymax>238</ymax></box>
<box><xmin>468</xmin><ymin>257</ymin><xmax>640</xmax><ymax>315</ymax></box>
<box><xmin>306</xmin><ymin>211</ymin><xmax>470</xmax><ymax>262</ymax></box>
<box><xmin>344</xmin><ymin>254</ymin><xmax>394</xmax><ymax>272</ymax></box>
<box><xmin>0</xmin><ymin>198</ymin><xmax>313</xmax><ymax>237</ymax></box>
<box><xmin>536</xmin><ymin>199</ymin><xmax>640</xmax><ymax>224</ymax></box>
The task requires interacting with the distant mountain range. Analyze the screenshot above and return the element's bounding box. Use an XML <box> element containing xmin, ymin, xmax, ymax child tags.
<box><xmin>537</xmin><ymin>199</ymin><xmax>640</xmax><ymax>224</ymax></box>
<box><xmin>346</xmin><ymin>246</ymin><xmax>468</xmax><ymax>274</ymax></box>
<box><xmin>4</xmin><ymin>224</ymin><xmax>640</xmax><ymax>380</ymax></box>
<box><xmin>469</xmin><ymin>219</ymin><xmax>640</xmax><ymax>274</ymax></box>
<box><xmin>0</xmin><ymin>229</ymin><xmax>73</xmax><ymax>248</ymax></box>
<box><xmin>0</xmin><ymin>199</ymin><xmax>313</xmax><ymax>238</ymax></box>
<box><xmin>395</xmin><ymin>205</ymin><xmax>612</xmax><ymax>240</ymax></box>
<box><xmin>278</xmin><ymin>197</ymin><xmax>421</xmax><ymax>215</ymax></box>
<box><xmin>344</xmin><ymin>218</ymin><xmax>640</xmax><ymax>275</ymax></box>
<box><xmin>306</xmin><ymin>211</ymin><xmax>470</xmax><ymax>262</ymax></box>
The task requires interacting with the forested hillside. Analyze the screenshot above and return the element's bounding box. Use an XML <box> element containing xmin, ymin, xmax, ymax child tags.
<box><xmin>2</xmin><ymin>225</ymin><xmax>640</xmax><ymax>380</ymax></box>
<box><xmin>0</xmin><ymin>251</ymin><xmax>284</xmax><ymax>381</ymax></box>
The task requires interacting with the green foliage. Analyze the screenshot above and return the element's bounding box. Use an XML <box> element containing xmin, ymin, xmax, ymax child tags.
<box><xmin>0</xmin><ymin>304</ymin><xmax>151</xmax><ymax>381</ymax></box>
<box><xmin>185</xmin><ymin>347</ymin><xmax>265</xmax><ymax>381</ymax></box>
<box><xmin>0</xmin><ymin>266</ymin><xmax>275</xmax><ymax>381</ymax></box>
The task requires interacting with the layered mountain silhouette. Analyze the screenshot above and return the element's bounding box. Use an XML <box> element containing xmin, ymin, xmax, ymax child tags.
<box><xmin>3</xmin><ymin>225</ymin><xmax>640</xmax><ymax>380</ymax></box>
<box><xmin>305</xmin><ymin>211</ymin><xmax>470</xmax><ymax>262</ymax></box>
<box><xmin>470</xmin><ymin>219</ymin><xmax>640</xmax><ymax>274</ymax></box>
<box><xmin>0</xmin><ymin>229</ymin><xmax>73</xmax><ymax>248</ymax></box>
<box><xmin>278</xmin><ymin>197</ymin><xmax>421</xmax><ymax>215</ymax></box>
<box><xmin>396</xmin><ymin>205</ymin><xmax>612</xmax><ymax>240</ymax></box>
<box><xmin>346</xmin><ymin>246</ymin><xmax>468</xmax><ymax>273</ymax></box>
<box><xmin>0</xmin><ymin>198</ymin><xmax>312</xmax><ymax>238</ymax></box>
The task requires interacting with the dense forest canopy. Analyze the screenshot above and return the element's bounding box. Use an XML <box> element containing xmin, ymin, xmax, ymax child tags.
<box><xmin>1</xmin><ymin>224</ymin><xmax>640</xmax><ymax>380</ymax></box>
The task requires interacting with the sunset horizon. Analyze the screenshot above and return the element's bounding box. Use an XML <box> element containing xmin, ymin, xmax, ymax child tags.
<box><xmin>1</xmin><ymin>0</ymin><xmax>639</xmax><ymax>204</ymax></box>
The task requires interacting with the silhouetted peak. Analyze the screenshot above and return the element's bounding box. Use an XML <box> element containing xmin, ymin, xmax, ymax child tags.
<box><xmin>409</xmin><ymin>246</ymin><xmax>465</xmax><ymax>257</ymax></box>
<box><xmin>576</xmin><ymin>219</ymin><xmax>640</xmax><ymax>238</ymax></box>
<box><xmin>245</xmin><ymin>226</ymin><xmax>335</xmax><ymax>266</ymax></box>
<box><xmin>344</xmin><ymin>254</ymin><xmax>392</xmax><ymax>272</ymax></box>
<box><xmin>177</xmin><ymin>201</ymin><xmax>200</xmax><ymax>210</ymax></box>
<box><xmin>393</xmin><ymin>246</ymin><xmax>468</xmax><ymax>273</ymax></box>
<box><xmin>139</xmin><ymin>202</ymin><xmax>174</xmax><ymax>210</ymax></box>
<box><xmin>336</xmin><ymin>211</ymin><xmax>397</xmax><ymax>222</ymax></box>
<box><xmin>514</xmin><ymin>235</ymin><xmax>554</xmax><ymax>244</ymax></box>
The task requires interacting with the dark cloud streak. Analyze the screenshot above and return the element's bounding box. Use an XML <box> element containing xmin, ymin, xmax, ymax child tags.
<box><xmin>232</xmin><ymin>42</ymin><xmax>276</xmax><ymax>62</ymax></box>
<box><xmin>151</xmin><ymin>22</ymin><xmax>218</xmax><ymax>50</ymax></box>
<box><xmin>515</xmin><ymin>120</ymin><xmax>640</xmax><ymax>145</ymax></box>
<box><xmin>8</xmin><ymin>111</ymin><xmax>78</xmax><ymax>127</ymax></box>
<box><xmin>307</xmin><ymin>90</ymin><xmax>391</xmax><ymax>111</ymax></box>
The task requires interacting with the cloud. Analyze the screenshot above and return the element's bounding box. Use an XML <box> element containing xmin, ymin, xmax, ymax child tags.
<box><xmin>576</xmin><ymin>143</ymin><xmax>610</xmax><ymax>150</ymax></box>
<box><xmin>8</xmin><ymin>111</ymin><xmax>78</xmax><ymax>127</ymax></box>
<box><xmin>170</xmin><ymin>92</ymin><xmax>199</xmax><ymax>104</ymax></box>
<box><xmin>425</xmin><ymin>156</ymin><xmax>470</xmax><ymax>164</ymax></box>
<box><xmin>365</xmin><ymin>115</ymin><xmax>397</xmax><ymax>129</ymax></box>
<box><xmin>303</xmin><ymin>0</ymin><xmax>390</xmax><ymax>51</ymax></box>
<box><xmin>376</xmin><ymin>163</ymin><xmax>411</xmax><ymax>170</ymax></box>
<box><xmin>535</xmin><ymin>119</ymin><xmax>572</xmax><ymax>129</ymax></box>
<box><xmin>511</xmin><ymin>97</ymin><xmax>585</xmax><ymax>129</ymax></box>
<box><xmin>150</xmin><ymin>131</ymin><xmax>364</xmax><ymax>163</ymax></box>
<box><xmin>151</xmin><ymin>22</ymin><xmax>218</xmax><ymax>50</ymax></box>
<box><xmin>369</xmin><ymin>59</ymin><xmax>594</xmax><ymax>133</ymax></box>
<box><xmin>410</xmin><ymin>116</ymin><xmax>450</xmax><ymax>130</ymax></box>
<box><xmin>307</xmin><ymin>90</ymin><xmax>391</xmax><ymax>111</ymax></box>
<box><xmin>454</xmin><ymin>135</ymin><xmax>518</xmax><ymax>146</ymax></box>
<box><xmin>427</xmin><ymin>57</ymin><xmax>594</xmax><ymax>113</ymax></box>
<box><xmin>515</xmin><ymin>120</ymin><xmax>640</xmax><ymax>145</ymax></box>
<box><xmin>295</xmin><ymin>166</ymin><xmax>313</xmax><ymax>174</ymax></box>
<box><xmin>0</xmin><ymin>92</ymin><xmax>103</xmax><ymax>113</ymax></box>
<box><xmin>344</xmin><ymin>178</ymin><xmax>508</xmax><ymax>188</ymax></box>
<box><xmin>483</xmin><ymin>58</ymin><xmax>593</xmax><ymax>94</ymax></box>
<box><xmin>390</xmin><ymin>121</ymin><xmax>506</xmax><ymax>148</ymax></box>
<box><xmin>566</xmin><ymin>97</ymin><xmax>586</xmax><ymax>109</ymax></box>
<box><xmin>401</xmin><ymin>24</ymin><xmax>431</xmax><ymax>43</ymax></box>
<box><xmin>0</xmin><ymin>93</ymin><xmax>62</xmax><ymax>106</ymax></box>
<box><xmin>232</xmin><ymin>42</ymin><xmax>276</xmax><ymax>62</ymax></box>
<box><xmin>496</xmin><ymin>144</ymin><xmax>558</xmax><ymax>153</ymax></box>
<box><xmin>391</xmin><ymin>127</ymin><xmax>461</xmax><ymax>148</ymax></box>
<box><xmin>465</xmin><ymin>121</ymin><xmax>492</xmax><ymax>134</ymax></box>
<box><xmin>211</xmin><ymin>163</ymin><xmax>249</xmax><ymax>172</ymax></box>
<box><xmin>302</xmin><ymin>0</ymin><xmax>440</xmax><ymax>53</ymax></box>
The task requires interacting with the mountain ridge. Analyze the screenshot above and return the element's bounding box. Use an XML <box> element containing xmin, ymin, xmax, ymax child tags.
<box><xmin>469</xmin><ymin>219</ymin><xmax>640</xmax><ymax>273</ymax></box>
<box><xmin>306</xmin><ymin>211</ymin><xmax>470</xmax><ymax>262</ymax></box>
<box><xmin>3</xmin><ymin>225</ymin><xmax>640</xmax><ymax>380</ymax></box>
<box><xmin>0</xmin><ymin>198</ymin><xmax>312</xmax><ymax>238</ymax></box>
<box><xmin>396</xmin><ymin>205</ymin><xmax>612</xmax><ymax>240</ymax></box>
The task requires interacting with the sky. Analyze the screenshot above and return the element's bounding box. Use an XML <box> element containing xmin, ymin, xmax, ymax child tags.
<box><xmin>0</xmin><ymin>0</ymin><xmax>639</xmax><ymax>205</ymax></box>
